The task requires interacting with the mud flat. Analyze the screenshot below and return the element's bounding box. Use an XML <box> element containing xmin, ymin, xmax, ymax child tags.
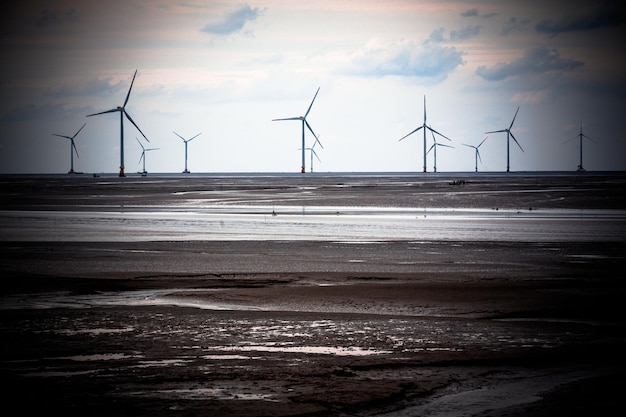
<box><xmin>1</xmin><ymin>172</ymin><xmax>625</xmax><ymax>416</ymax></box>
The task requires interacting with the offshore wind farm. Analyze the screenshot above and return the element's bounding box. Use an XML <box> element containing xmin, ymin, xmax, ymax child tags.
<box><xmin>2</xmin><ymin>3</ymin><xmax>626</xmax><ymax>417</ymax></box>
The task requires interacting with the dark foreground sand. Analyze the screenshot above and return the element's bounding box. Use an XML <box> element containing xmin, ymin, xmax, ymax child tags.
<box><xmin>1</xmin><ymin>173</ymin><xmax>625</xmax><ymax>416</ymax></box>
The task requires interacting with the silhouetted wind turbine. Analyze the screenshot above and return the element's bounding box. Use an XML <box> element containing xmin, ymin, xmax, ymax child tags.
<box><xmin>272</xmin><ymin>87</ymin><xmax>322</xmax><ymax>173</ymax></box>
<box><xmin>87</xmin><ymin>70</ymin><xmax>148</xmax><ymax>177</ymax></box>
<box><xmin>567</xmin><ymin>118</ymin><xmax>594</xmax><ymax>172</ymax></box>
<box><xmin>427</xmin><ymin>127</ymin><xmax>454</xmax><ymax>173</ymax></box>
<box><xmin>463</xmin><ymin>137</ymin><xmax>488</xmax><ymax>172</ymax></box>
<box><xmin>52</xmin><ymin>123</ymin><xmax>86</xmax><ymax>174</ymax></box>
<box><xmin>399</xmin><ymin>95</ymin><xmax>451</xmax><ymax>172</ymax></box>
<box><xmin>485</xmin><ymin>106</ymin><xmax>523</xmax><ymax>172</ymax></box>
<box><xmin>136</xmin><ymin>137</ymin><xmax>159</xmax><ymax>176</ymax></box>
<box><xmin>173</xmin><ymin>131</ymin><xmax>201</xmax><ymax>173</ymax></box>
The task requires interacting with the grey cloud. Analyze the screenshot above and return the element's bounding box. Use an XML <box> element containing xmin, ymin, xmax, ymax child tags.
<box><xmin>461</xmin><ymin>8</ymin><xmax>497</xmax><ymax>18</ymax></box>
<box><xmin>501</xmin><ymin>16</ymin><xmax>531</xmax><ymax>36</ymax></box>
<box><xmin>449</xmin><ymin>25</ymin><xmax>481</xmax><ymax>41</ymax></box>
<box><xmin>535</xmin><ymin>3</ymin><xmax>626</xmax><ymax>35</ymax></box>
<box><xmin>476</xmin><ymin>46</ymin><xmax>584</xmax><ymax>81</ymax></box>
<box><xmin>461</xmin><ymin>9</ymin><xmax>478</xmax><ymax>18</ymax></box>
<box><xmin>200</xmin><ymin>4</ymin><xmax>263</xmax><ymax>35</ymax></box>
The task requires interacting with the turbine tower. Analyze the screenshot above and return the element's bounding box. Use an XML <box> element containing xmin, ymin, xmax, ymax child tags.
<box><xmin>399</xmin><ymin>95</ymin><xmax>451</xmax><ymax>172</ymax></box>
<box><xmin>463</xmin><ymin>137</ymin><xmax>488</xmax><ymax>172</ymax></box>
<box><xmin>87</xmin><ymin>70</ymin><xmax>149</xmax><ymax>177</ymax></box>
<box><xmin>52</xmin><ymin>123</ymin><xmax>86</xmax><ymax>174</ymax></box>
<box><xmin>173</xmin><ymin>131</ymin><xmax>201</xmax><ymax>173</ymax></box>
<box><xmin>570</xmin><ymin>119</ymin><xmax>594</xmax><ymax>172</ymax></box>
<box><xmin>485</xmin><ymin>106</ymin><xmax>523</xmax><ymax>172</ymax></box>
<box><xmin>136</xmin><ymin>137</ymin><xmax>159</xmax><ymax>176</ymax></box>
<box><xmin>272</xmin><ymin>87</ymin><xmax>322</xmax><ymax>173</ymax></box>
<box><xmin>426</xmin><ymin>127</ymin><xmax>454</xmax><ymax>173</ymax></box>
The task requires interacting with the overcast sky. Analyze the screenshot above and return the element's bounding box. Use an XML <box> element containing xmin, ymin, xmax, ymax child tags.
<box><xmin>1</xmin><ymin>0</ymin><xmax>625</xmax><ymax>174</ymax></box>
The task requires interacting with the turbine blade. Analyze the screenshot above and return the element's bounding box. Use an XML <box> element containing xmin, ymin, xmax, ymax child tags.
<box><xmin>509</xmin><ymin>106</ymin><xmax>520</xmax><ymax>129</ymax></box>
<box><xmin>311</xmin><ymin>148</ymin><xmax>321</xmax><ymax>162</ymax></box>
<box><xmin>477</xmin><ymin>150</ymin><xmax>483</xmax><ymax>163</ymax></box>
<box><xmin>509</xmin><ymin>131</ymin><xmax>524</xmax><ymax>152</ymax></box>
<box><xmin>139</xmin><ymin>151</ymin><xmax>145</xmax><ymax>164</ymax></box>
<box><xmin>485</xmin><ymin>129</ymin><xmax>507</xmax><ymax>134</ymax></box>
<box><xmin>87</xmin><ymin>108</ymin><xmax>119</xmax><ymax>117</ymax></box>
<box><xmin>478</xmin><ymin>136</ymin><xmax>488</xmax><ymax>147</ymax></box>
<box><xmin>188</xmin><ymin>133</ymin><xmax>202</xmax><ymax>142</ymax></box>
<box><xmin>399</xmin><ymin>126</ymin><xmax>423</xmax><ymax>141</ymax></box>
<box><xmin>305</xmin><ymin>120</ymin><xmax>319</xmax><ymax>143</ymax></box>
<box><xmin>462</xmin><ymin>143</ymin><xmax>475</xmax><ymax>149</ymax></box>
<box><xmin>123</xmin><ymin>70</ymin><xmax>138</xmax><ymax>108</ymax></box>
<box><xmin>272</xmin><ymin>117</ymin><xmax>301</xmax><ymax>121</ymax></box>
<box><xmin>52</xmin><ymin>134</ymin><xmax>72</xmax><ymax>139</ymax></box>
<box><xmin>72</xmin><ymin>123</ymin><xmax>87</xmax><ymax>139</ymax></box>
<box><xmin>173</xmin><ymin>131</ymin><xmax>186</xmax><ymax>141</ymax></box>
<box><xmin>427</xmin><ymin>126</ymin><xmax>451</xmax><ymax>141</ymax></box>
<box><xmin>426</xmin><ymin>144</ymin><xmax>435</xmax><ymax>154</ymax></box>
<box><xmin>136</xmin><ymin>137</ymin><xmax>145</xmax><ymax>150</ymax></box>
<box><xmin>582</xmin><ymin>133</ymin><xmax>594</xmax><ymax>142</ymax></box>
<box><xmin>305</xmin><ymin>87</ymin><xmax>320</xmax><ymax>117</ymax></box>
<box><xmin>124</xmin><ymin>110</ymin><xmax>149</xmax><ymax>142</ymax></box>
<box><xmin>72</xmin><ymin>141</ymin><xmax>79</xmax><ymax>158</ymax></box>
<box><xmin>439</xmin><ymin>143</ymin><xmax>454</xmax><ymax>149</ymax></box>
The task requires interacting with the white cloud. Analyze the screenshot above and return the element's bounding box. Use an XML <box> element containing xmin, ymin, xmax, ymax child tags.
<box><xmin>200</xmin><ymin>4</ymin><xmax>264</xmax><ymax>35</ymax></box>
<box><xmin>345</xmin><ymin>34</ymin><xmax>465</xmax><ymax>82</ymax></box>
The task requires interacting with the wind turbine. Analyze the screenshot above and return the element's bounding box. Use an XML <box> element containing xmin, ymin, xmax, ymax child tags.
<box><xmin>87</xmin><ymin>70</ymin><xmax>148</xmax><ymax>177</ymax></box>
<box><xmin>136</xmin><ymin>137</ymin><xmax>159</xmax><ymax>176</ymax></box>
<box><xmin>272</xmin><ymin>87</ymin><xmax>322</xmax><ymax>173</ymax></box>
<box><xmin>399</xmin><ymin>95</ymin><xmax>451</xmax><ymax>172</ymax></box>
<box><xmin>567</xmin><ymin>118</ymin><xmax>594</xmax><ymax>172</ymax></box>
<box><xmin>426</xmin><ymin>127</ymin><xmax>454</xmax><ymax>173</ymax></box>
<box><xmin>302</xmin><ymin>135</ymin><xmax>322</xmax><ymax>173</ymax></box>
<box><xmin>52</xmin><ymin>123</ymin><xmax>85</xmax><ymax>174</ymax></box>
<box><xmin>173</xmin><ymin>131</ymin><xmax>201</xmax><ymax>173</ymax></box>
<box><xmin>485</xmin><ymin>106</ymin><xmax>523</xmax><ymax>172</ymax></box>
<box><xmin>463</xmin><ymin>137</ymin><xmax>488</xmax><ymax>172</ymax></box>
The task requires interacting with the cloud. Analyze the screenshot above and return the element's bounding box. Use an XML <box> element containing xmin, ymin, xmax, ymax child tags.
<box><xmin>200</xmin><ymin>4</ymin><xmax>263</xmax><ymax>35</ymax></box>
<box><xmin>346</xmin><ymin>33</ymin><xmax>464</xmax><ymax>81</ymax></box>
<box><xmin>501</xmin><ymin>16</ymin><xmax>531</xmax><ymax>36</ymax></box>
<box><xmin>535</xmin><ymin>3</ymin><xmax>626</xmax><ymax>35</ymax></box>
<box><xmin>476</xmin><ymin>46</ymin><xmax>584</xmax><ymax>81</ymax></box>
<box><xmin>461</xmin><ymin>8</ymin><xmax>497</xmax><ymax>18</ymax></box>
<box><xmin>449</xmin><ymin>25</ymin><xmax>481</xmax><ymax>41</ymax></box>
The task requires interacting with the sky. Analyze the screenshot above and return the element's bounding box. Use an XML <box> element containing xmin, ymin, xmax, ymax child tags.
<box><xmin>1</xmin><ymin>0</ymin><xmax>625</xmax><ymax>174</ymax></box>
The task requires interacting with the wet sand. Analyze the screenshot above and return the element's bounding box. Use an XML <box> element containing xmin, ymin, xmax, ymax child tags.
<box><xmin>1</xmin><ymin>172</ymin><xmax>625</xmax><ymax>416</ymax></box>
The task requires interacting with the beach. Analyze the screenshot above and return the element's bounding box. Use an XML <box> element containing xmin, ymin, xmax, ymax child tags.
<box><xmin>1</xmin><ymin>172</ymin><xmax>625</xmax><ymax>416</ymax></box>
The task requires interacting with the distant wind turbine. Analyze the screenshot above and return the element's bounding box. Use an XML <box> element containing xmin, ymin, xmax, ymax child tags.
<box><xmin>463</xmin><ymin>137</ymin><xmax>488</xmax><ymax>172</ymax></box>
<box><xmin>272</xmin><ymin>87</ymin><xmax>323</xmax><ymax>173</ymax></box>
<box><xmin>173</xmin><ymin>131</ymin><xmax>201</xmax><ymax>173</ymax></box>
<box><xmin>52</xmin><ymin>123</ymin><xmax>86</xmax><ymax>174</ymax></box>
<box><xmin>86</xmin><ymin>70</ymin><xmax>148</xmax><ymax>177</ymax></box>
<box><xmin>485</xmin><ymin>106</ymin><xmax>523</xmax><ymax>172</ymax></box>
<box><xmin>302</xmin><ymin>135</ymin><xmax>322</xmax><ymax>173</ymax></box>
<box><xmin>427</xmin><ymin>127</ymin><xmax>454</xmax><ymax>173</ymax></box>
<box><xmin>136</xmin><ymin>137</ymin><xmax>159</xmax><ymax>176</ymax></box>
<box><xmin>399</xmin><ymin>95</ymin><xmax>451</xmax><ymax>173</ymax></box>
<box><xmin>567</xmin><ymin>118</ymin><xmax>594</xmax><ymax>172</ymax></box>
